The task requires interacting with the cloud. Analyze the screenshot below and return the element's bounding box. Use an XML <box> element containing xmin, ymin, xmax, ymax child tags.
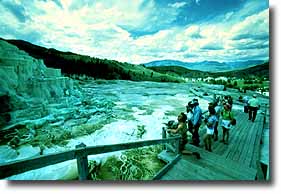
<box><xmin>52</xmin><ymin>0</ymin><xmax>63</xmax><ymax>9</ymax></box>
<box><xmin>201</xmin><ymin>44</ymin><xmax>224</xmax><ymax>50</ymax></box>
<box><xmin>183</xmin><ymin>25</ymin><xmax>203</xmax><ymax>39</ymax></box>
<box><xmin>232</xmin><ymin>33</ymin><xmax>268</xmax><ymax>41</ymax></box>
<box><xmin>168</xmin><ymin>2</ymin><xmax>187</xmax><ymax>8</ymax></box>
<box><xmin>226</xmin><ymin>8</ymin><xmax>269</xmax><ymax>61</ymax></box>
<box><xmin>230</xmin><ymin>9</ymin><xmax>269</xmax><ymax>40</ymax></box>
<box><xmin>238</xmin><ymin>43</ymin><xmax>268</xmax><ymax>51</ymax></box>
<box><xmin>230</xmin><ymin>38</ymin><xmax>269</xmax><ymax>51</ymax></box>
<box><xmin>1</xmin><ymin>0</ymin><xmax>30</xmax><ymax>23</ymax></box>
<box><xmin>234</xmin><ymin>0</ymin><xmax>269</xmax><ymax>21</ymax></box>
<box><xmin>0</xmin><ymin>0</ymin><xmax>269</xmax><ymax>64</ymax></box>
<box><xmin>117</xmin><ymin>0</ymin><xmax>183</xmax><ymax>38</ymax></box>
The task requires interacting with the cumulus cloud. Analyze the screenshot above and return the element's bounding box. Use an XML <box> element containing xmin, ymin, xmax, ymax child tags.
<box><xmin>0</xmin><ymin>0</ymin><xmax>269</xmax><ymax>64</ymax></box>
<box><xmin>183</xmin><ymin>25</ymin><xmax>203</xmax><ymax>39</ymax></box>
<box><xmin>230</xmin><ymin>9</ymin><xmax>269</xmax><ymax>41</ymax></box>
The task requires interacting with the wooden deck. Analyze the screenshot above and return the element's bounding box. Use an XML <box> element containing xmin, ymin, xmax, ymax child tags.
<box><xmin>158</xmin><ymin>110</ymin><xmax>266</xmax><ymax>181</ymax></box>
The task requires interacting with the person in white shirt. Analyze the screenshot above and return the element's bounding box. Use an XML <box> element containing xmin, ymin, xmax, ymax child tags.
<box><xmin>189</xmin><ymin>99</ymin><xmax>202</xmax><ymax>147</ymax></box>
<box><xmin>248</xmin><ymin>94</ymin><xmax>260</xmax><ymax>122</ymax></box>
<box><xmin>203</xmin><ymin>106</ymin><xmax>218</xmax><ymax>152</ymax></box>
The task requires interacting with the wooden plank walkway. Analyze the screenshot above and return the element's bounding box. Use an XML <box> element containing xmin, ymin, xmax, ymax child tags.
<box><xmin>158</xmin><ymin>109</ymin><xmax>265</xmax><ymax>180</ymax></box>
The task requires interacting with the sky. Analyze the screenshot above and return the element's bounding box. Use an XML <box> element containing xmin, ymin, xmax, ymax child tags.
<box><xmin>0</xmin><ymin>0</ymin><xmax>269</xmax><ymax>64</ymax></box>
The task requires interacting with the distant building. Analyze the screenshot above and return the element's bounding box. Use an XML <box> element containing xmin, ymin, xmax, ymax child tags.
<box><xmin>203</xmin><ymin>77</ymin><xmax>214</xmax><ymax>82</ymax></box>
<box><xmin>215</xmin><ymin>76</ymin><xmax>228</xmax><ymax>82</ymax></box>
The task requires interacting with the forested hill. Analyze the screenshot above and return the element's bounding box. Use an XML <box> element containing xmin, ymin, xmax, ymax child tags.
<box><xmin>148</xmin><ymin>62</ymin><xmax>269</xmax><ymax>79</ymax></box>
<box><xmin>1</xmin><ymin>38</ymin><xmax>183</xmax><ymax>83</ymax></box>
<box><xmin>213</xmin><ymin>62</ymin><xmax>269</xmax><ymax>78</ymax></box>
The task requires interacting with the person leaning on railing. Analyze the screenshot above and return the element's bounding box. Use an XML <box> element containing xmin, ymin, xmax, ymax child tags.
<box><xmin>166</xmin><ymin>112</ymin><xmax>188</xmax><ymax>152</ymax></box>
<box><xmin>166</xmin><ymin>112</ymin><xmax>200</xmax><ymax>159</ymax></box>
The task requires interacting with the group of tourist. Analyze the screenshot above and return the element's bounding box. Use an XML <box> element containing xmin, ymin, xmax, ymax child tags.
<box><xmin>165</xmin><ymin>93</ymin><xmax>260</xmax><ymax>156</ymax></box>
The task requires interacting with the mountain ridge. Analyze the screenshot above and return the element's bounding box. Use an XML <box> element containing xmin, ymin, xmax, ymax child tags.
<box><xmin>143</xmin><ymin>59</ymin><xmax>267</xmax><ymax>72</ymax></box>
<box><xmin>147</xmin><ymin>62</ymin><xmax>269</xmax><ymax>79</ymax></box>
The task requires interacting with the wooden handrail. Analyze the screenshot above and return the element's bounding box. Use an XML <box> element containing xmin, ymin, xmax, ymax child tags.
<box><xmin>255</xmin><ymin>103</ymin><xmax>269</xmax><ymax>180</ymax></box>
<box><xmin>0</xmin><ymin>149</ymin><xmax>77</xmax><ymax>179</ymax></box>
<box><xmin>0</xmin><ymin>136</ymin><xmax>180</xmax><ymax>179</ymax></box>
<box><xmin>262</xmin><ymin>104</ymin><xmax>269</xmax><ymax>128</ymax></box>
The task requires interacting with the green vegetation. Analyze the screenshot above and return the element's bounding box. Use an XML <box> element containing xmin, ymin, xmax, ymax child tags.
<box><xmin>148</xmin><ymin>65</ymin><xmax>210</xmax><ymax>78</ymax></box>
<box><xmin>149</xmin><ymin>62</ymin><xmax>269</xmax><ymax>92</ymax></box>
<box><xmin>207</xmin><ymin>77</ymin><xmax>269</xmax><ymax>92</ymax></box>
<box><xmin>3</xmin><ymin>39</ymin><xmax>183</xmax><ymax>83</ymax></box>
<box><xmin>148</xmin><ymin>62</ymin><xmax>269</xmax><ymax>79</ymax></box>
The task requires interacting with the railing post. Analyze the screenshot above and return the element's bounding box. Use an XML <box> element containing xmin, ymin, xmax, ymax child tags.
<box><xmin>162</xmin><ymin>127</ymin><xmax>167</xmax><ymax>139</ymax></box>
<box><xmin>75</xmin><ymin>143</ymin><xmax>89</xmax><ymax>180</ymax></box>
<box><xmin>175</xmin><ymin>138</ymin><xmax>180</xmax><ymax>154</ymax></box>
<box><xmin>263</xmin><ymin>104</ymin><xmax>267</xmax><ymax>127</ymax></box>
<box><xmin>162</xmin><ymin>127</ymin><xmax>167</xmax><ymax>150</ymax></box>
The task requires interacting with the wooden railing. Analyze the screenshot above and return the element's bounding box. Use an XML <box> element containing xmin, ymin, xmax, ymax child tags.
<box><xmin>255</xmin><ymin>103</ymin><xmax>269</xmax><ymax>180</ymax></box>
<box><xmin>262</xmin><ymin>103</ymin><xmax>269</xmax><ymax>129</ymax></box>
<box><xmin>0</xmin><ymin>136</ymin><xmax>181</xmax><ymax>180</ymax></box>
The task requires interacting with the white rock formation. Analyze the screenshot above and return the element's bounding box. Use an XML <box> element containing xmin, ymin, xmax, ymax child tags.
<box><xmin>0</xmin><ymin>40</ymin><xmax>73</xmax><ymax>99</ymax></box>
<box><xmin>0</xmin><ymin>40</ymin><xmax>73</xmax><ymax>125</ymax></box>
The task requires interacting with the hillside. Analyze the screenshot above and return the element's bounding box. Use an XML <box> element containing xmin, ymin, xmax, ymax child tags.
<box><xmin>1</xmin><ymin>38</ymin><xmax>183</xmax><ymax>83</ymax></box>
<box><xmin>148</xmin><ymin>62</ymin><xmax>269</xmax><ymax>79</ymax></box>
<box><xmin>144</xmin><ymin>59</ymin><xmax>266</xmax><ymax>72</ymax></box>
<box><xmin>213</xmin><ymin>62</ymin><xmax>269</xmax><ymax>78</ymax></box>
<box><xmin>148</xmin><ymin>66</ymin><xmax>209</xmax><ymax>78</ymax></box>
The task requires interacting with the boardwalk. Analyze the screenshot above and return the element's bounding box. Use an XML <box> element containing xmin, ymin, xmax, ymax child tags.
<box><xmin>158</xmin><ymin>109</ymin><xmax>267</xmax><ymax>180</ymax></box>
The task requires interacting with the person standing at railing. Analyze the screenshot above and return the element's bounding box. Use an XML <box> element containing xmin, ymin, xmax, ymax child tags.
<box><xmin>189</xmin><ymin>99</ymin><xmax>202</xmax><ymax>147</ymax></box>
<box><xmin>186</xmin><ymin>101</ymin><xmax>194</xmax><ymax>134</ymax></box>
<box><xmin>208</xmin><ymin>101</ymin><xmax>221</xmax><ymax>141</ymax></box>
<box><xmin>203</xmin><ymin>106</ymin><xmax>218</xmax><ymax>152</ymax></box>
<box><xmin>220</xmin><ymin>103</ymin><xmax>234</xmax><ymax>145</ymax></box>
<box><xmin>248</xmin><ymin>94</ymin><xmax>260</xmax><ymax>122</ymax></box>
